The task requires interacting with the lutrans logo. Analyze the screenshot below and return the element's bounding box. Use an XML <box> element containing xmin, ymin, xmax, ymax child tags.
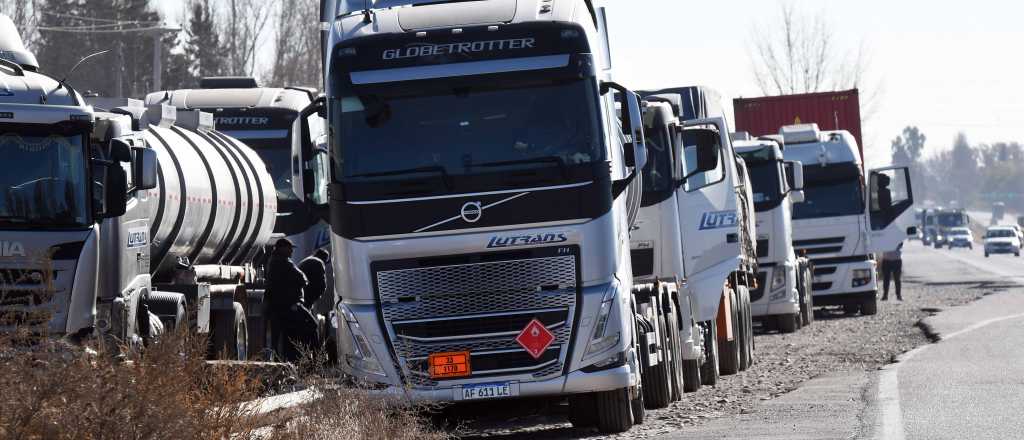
<box><xmin>0</xmin><ymin>241</ymin><xmax>25</xmax><ymax>257</ymax></box>
<box><xmin>127</xmin><ymin>228</ymin><xmax>149</xmax><ymax>249</ymax></box>
<box><xmin>699</xmin><ymin>211</ymin><xmax>738</xmax><ymax>230</ymax></box>
<box><xmin>487</xmin><ymin>233</ymin><xmax>568</xmax><ymax>249</ymax></box>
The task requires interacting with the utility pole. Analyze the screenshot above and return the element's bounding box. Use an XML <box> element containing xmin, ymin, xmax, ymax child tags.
<box><xmin>144</xmin><ymin>25</ymin><xmax>181</xmax><ymax>92</ymax></box>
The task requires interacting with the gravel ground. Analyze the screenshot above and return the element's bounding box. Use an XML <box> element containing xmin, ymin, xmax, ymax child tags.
<box><xmin>452</xmin><ymin>246</ymin><xmax>1010</xmax><ymax>439</ymax></box>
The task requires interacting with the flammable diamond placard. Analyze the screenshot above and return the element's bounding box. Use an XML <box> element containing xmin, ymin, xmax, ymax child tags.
<box><xmin>515</xmin><ymin>318</ymin><xmax>555</xmax><ymax>359</ymax></box>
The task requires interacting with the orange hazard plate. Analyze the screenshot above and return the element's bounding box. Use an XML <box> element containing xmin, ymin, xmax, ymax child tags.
<box><xmin>429</xmin><ymin>351</ymin><xmax>471</xmax><ymax>379</ymax></box>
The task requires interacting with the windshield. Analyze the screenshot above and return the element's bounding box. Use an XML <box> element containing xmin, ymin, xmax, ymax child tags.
<box><xmin>792</xmin><ymin>177</ymin><xmax>863</xmax><ymax>219</ymax></box>
<box><xmin>0</xmin><ymin>131</ymin><xmax>89</xmax><ymax>228</ymax></box>
<box><xmin>640</xmin><ymin>120</ymin><xmax>675</xmax><ymax>205</ymax></box>
<box><xmin>223</xmin><ymin>135</ymin><xmax>299</xmax><ymax>204</ymax></box>
<box><xmin>333</xmin><ymin>78</ymin><xmax>603</xmax><ymax>182</ymax></box>
<box><xmin>987</xmin><ymin>229</ymin><xmax>1014</xmax><ymax>238</ymax></box>
<box><xmin>937</xmin><ymin>213</ymin><xmax>967</xmax><ymax>227</ymax></box>
<box><xmin>744</xmin><ymin>161</ymin><xmax>783</xmax><ymax>212</ymax></box>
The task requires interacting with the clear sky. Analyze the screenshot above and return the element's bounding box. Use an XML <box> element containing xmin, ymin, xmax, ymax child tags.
<box><xmin>158</xmin><ymin>0</ymin><xmax>1024</xmax><ymax>166</ymax></box>
<box><xmin>600</xmin><ymin>0</ymin><xmax>1024</xmax><ymax>167</ymax></box>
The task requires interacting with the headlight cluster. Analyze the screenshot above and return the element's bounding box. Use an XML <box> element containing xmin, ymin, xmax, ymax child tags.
<box><xmin>586</xmin><ymin>289</ymin><xmax>621</xmax><ymax>357</ymax></box>
<box><xmin>339</xmin><ymin>304</ymin><xmax>386</xmax><ymax>377</ymax></box>
<box><xmin>852</xmin><ymin>269</ymin><xmax>873</xmax><ymax>288</ymax></box>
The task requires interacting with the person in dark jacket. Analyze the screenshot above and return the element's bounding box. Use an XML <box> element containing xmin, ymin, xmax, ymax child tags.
<box><xmin>266</xmin><ymin>239</ymin><xmax>318</xmax><ymax>361</ymax></box>
<box><xmin>299</xmin><ymin>249</ymin><xmax>330</xmax><ymax>310</ymax></box>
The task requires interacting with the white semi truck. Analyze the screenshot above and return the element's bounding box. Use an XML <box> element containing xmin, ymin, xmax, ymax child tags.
<box><xmin>0</xmin><ymin>18</ymin><xmax>277</xmax><ymax>359</ymax></box>
<box><xmin>144</xmin><ymin>79</ymin><xmax>331</xmax><ymax>265</ymax></box>
<box><xmin>734</xmin><ymin>134</ymin><xmax>814</xmax><ymax>333</ymax></box>
<box><xmin>781</xmin><ymin>124</ymin><xmax>915</xmax><ymax>315</ymax></box>
<box><xmin>319</xmin><ymin>0</ymin><xmax>659</xmax><ymax>433</ymax></box>
<box><xmin>641</xmin><ymin>87</ymin><xmax>758</xmax><ymax>381</ymax></box>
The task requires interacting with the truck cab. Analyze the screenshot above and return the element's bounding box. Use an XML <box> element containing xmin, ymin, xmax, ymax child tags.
<box><xmin>781</xmin><ymin>124</ymin><xmax>915</xmax><ymax>315</ymax></box>
<box><xmin>734</xmin><ymin>135</ymin><xmax>813</xmax><ymax>333</ymax></box>
<box><xmin>320</xmin><ymin>0</ymin><xmax>650</xmax><ymax>433</ymax></box>
<box><xmin>145</xmin><ymin>79</ymin><xmax>331</xmax><ymax>264</ymax></box>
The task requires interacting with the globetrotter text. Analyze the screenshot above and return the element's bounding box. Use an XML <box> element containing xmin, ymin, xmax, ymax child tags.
<box><xmin>382</xmin><ymin>38</ymin><xmax>537</xmax><ymax>60</ymax></box>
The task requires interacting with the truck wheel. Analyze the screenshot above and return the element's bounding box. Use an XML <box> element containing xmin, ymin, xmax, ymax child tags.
<box><xmin>719</xmin><ymin>289</ymin><xmax>741</xmax><ymax>376</ymax></box>
<box><xmin>738</xmin><ymin>286</ymin><xmax>754</xmax><ymax>371</ymax></box>
<box><xmin>682</xmin><ymin>359</ymin><xmax>701</xmax><ymax>392</ymax></box>
<box><xmin>802</xmin><ymin>284</ymin><xmax>815</xmax><ymax>326</ymax></box>
<box><xmin>779</xmin><ymin>313</ymin><xmax>799</xmax><ymax>333</ymax></box>
<box><xmin>211</xmin><ymin>302</ymin><xmax>248</xmax><ymax>360</ymax></box>
<box><xmin>146</xmin><ymin>292</ymin><xmax>187</xmax><ymax>331</ymax></box>
<box><xmin>594</xmin><ymin>388</ymin><xmax>635</xmax><ymax>433</ymax></box>
<box><xmin>700</xmin><ymin>321</ymin><xmax>719</xmax><ymax>386</ymax></box>
<box><xmin>567</xmin><ymin>393</ymin><xmax>597</xmax><ymax>428</ymax></box>
<box><xmin>665</xmin><ymin>305</ymin><xmax>684</xmax><ymax>402</ymax></box>
<box><xmin>861</xmin><ymin>295</ymin><xmax>878</xmax><ymax>316</ymax></box>
<box><xmin>642</xmin><ymin>306</ymin><xmax>671</xmax><ymax>409</ymax></box>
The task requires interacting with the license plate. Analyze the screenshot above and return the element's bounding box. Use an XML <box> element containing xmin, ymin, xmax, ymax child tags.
<box><xmin>429</xmin><ymin>351</ymin><xmax>471</xmax><ymax>379</ymax></box>
<box><xmin>460</xmin><ymin>382</ymin><xmax>516</xmax><ymax>401</ymax></box>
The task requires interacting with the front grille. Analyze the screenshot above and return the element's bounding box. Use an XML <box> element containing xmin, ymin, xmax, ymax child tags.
<box><xmin>814</xmin><ymin>267</ymin><xmax>837</xmax><ymax>276</ymax></box>
<box><xmin>756</xmin><ymin>240</ymin><xmax>769</xmax><ymax>258</ymax></box>
<box><xmin>812</xmin><ymin>282</ymin><xmax>833</xmax><ymax>291</ymax></box>
<box><xmin>802</xmin><ymin>246</ymin><xmax>843</xmax><ymax>255</ymax></box>
<box><xmin>374</xmin><ymin>247</ymin><xmax>580</xmax><ymax>387</ymax></box>
<box><xmin>750</xmin><ymin>271</ymin><xmax>767</xmax><ymax>302</ymax></box>
<box><xmin>630</xmin><ymin>248</ymin><xmax>654</xmax><ymax>277</ymax></box>
<box><xmin>0</xmin><ymin>268</ymin><xmax>54</xmax><ymax>288</ymax></box>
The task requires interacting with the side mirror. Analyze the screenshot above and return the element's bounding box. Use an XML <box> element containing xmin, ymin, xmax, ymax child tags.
<box><xmin>100</xmin><ymin>166</ymin><xmax>129</xmax><ymax>218</ymax></box>
<box><xmin>791</xmin><ymin>190</ymin><xmax>806</xmax><ymax>204</ymax></box>
<box><xmin>602</xmin><ymin>82</ymin><xmax>647</xmax><ymax>171</ymax></box>
<box><xmin>906</xmin><ymin>226</ymin><xmax>918</xmax><ymax>237</ymax></box>
<box><xmin>135</xmin><ymin>148</ymin><xmax>158</xmax><ymax>191</ymax></box>
<box><xmin>787</xmin><ymin>161</ymin><xmax>805</xmax><ymax>191</ymax></box>
<box><xmin>110</xmin><ymin>138</ymin><xmax>132</xmax><ymax>163</ymax></box>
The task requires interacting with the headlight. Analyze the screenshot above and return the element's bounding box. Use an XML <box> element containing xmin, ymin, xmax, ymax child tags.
<box><xmin>586</xmin><ymin>287</ymin><xmax>621</xmax><ymax>357</ymax></box>
<box><xmin>770</xmin><ymin>266</ymin><xmax>787</xmax><ymax>291</ymax></box>
<box><xmin>852</xmin><ymin>269</ymin><xmax>872</xmax><ymax>288</ymax></box>
<box><xmin>338</xmin><ymin>304</ymin><xmax>386</xmax><ymax>377</ymax></box>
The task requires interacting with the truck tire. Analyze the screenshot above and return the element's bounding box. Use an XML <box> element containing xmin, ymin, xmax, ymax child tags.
<box><xmin>146</xmin><ymin>291</ymin><xmax>187</xmax><ymax>331</ymax></box>
<box><xmin>861</xmin><ymin>295</ymin><xmax>878</xmax><ymax>316</ymax></box>
<box><xmin>210</xmin><ymin>302</ymin><xmax>248</xmax><ymax>360</ymax></box>
<box><xmin>594</xmin><ymin>388</ymin><xmax>634</xmax><ymax>434</ymax></box>
<box><xmin>682</xmin><ymin>359</ymin><xmax>701</xmax><ymax>392</ymax></box>
<box><xmin>779</xmin><ymin>313</ymin><xmax>799</xmax><ymax>333</ymax></box>
<box><xmin>719</xmin><ymin>289</ymin><xmax>741</xmax><ymax>376</ymax></box>
<box><xmin>567</xmin><ymin>393</ymin><xmax>597</xmax><ymax>428</ymax></box>
<box><xmin>665</xmin><ymin>305</ymin><xmax>684</xmax><ymax>402</ymax></box>
<box><xmin>700</xmin><ymin>321</ymin><xmax>719</xmax><ymax>386</ymax></box>
<box><xmin>738</xmin><ymin>285</ymin><xmax>754</xmax><ymax>371</ymax></box>
<box><xmin>800</xmin><ymin>269</ymin><xmax>814</xmax><ymax>326</ymax></box>
<box><xmin>643</xmin><ymin>311</ymin><xmax>671</xmax><ymax>409</ymax></box>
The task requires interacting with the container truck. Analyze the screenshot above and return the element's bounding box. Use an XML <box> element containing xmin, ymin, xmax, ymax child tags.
<box><xmin>733</xmin><ymin>90</ymin><xmax>864</xmax><ymax>163</ymax></box>
<box><xmin>780</xmin><ymin>124</ymin><xmax>915</xmax><ymax>315</ymax></box>
<box><xmin>144</xmin><ymin>79</ymin><xmax>331</xmax><ymax>267</ymax></box>
<box><xmin>733</xmin><ymin>134</ymin><xmax>814</xmax><ymax>332</ymax></box>
<box><xmin>642</xmin><ymin>86</ymin><xmax>758</xmax><ymax>379</ymax></box>
<box><xmin>318</xmin><ymin>0</ymin><xmax>659</xmax><ymax>433</ymax></box>
<box><xmin>0</xmin><ymin>19</ymin><xmax>277</xmax><ymax>359</ymax></box>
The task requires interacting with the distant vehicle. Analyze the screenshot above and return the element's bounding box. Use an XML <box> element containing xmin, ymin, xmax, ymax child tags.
<box><xmin>923</xmin><ymin>208</ymin><xmax>970</xmax><ymax>248</ymax></box>
<box><xmin>946</xmin><ymin>227</ymin><xmax>974</xmax><ymax>250</ymax></box>
<box><xmin>984</xmin><ymin>227</ymin><xmax>1021</xmax><ymax>257</ymax></box>
<box><xmin>1009</xmin><ymin>224</ymin><xmax>1024</xmax><ymax>244</ymax></box>
<box><xmin>992</xmin><ymin>202</ymin><xmax>1006</xmax><ymax>225</ymax></box>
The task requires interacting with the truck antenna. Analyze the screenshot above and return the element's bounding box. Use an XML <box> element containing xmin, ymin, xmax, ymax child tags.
<box><xmin>60</xmin><ymin>49</ymin><xmax>111</xmax><ymax>87</ymax></box>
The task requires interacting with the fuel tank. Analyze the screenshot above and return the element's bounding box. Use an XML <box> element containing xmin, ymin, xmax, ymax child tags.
<box><xmin>141</xmin><ymin>110</ymin><xmax>277</xmax><ymax>279</ymax></box>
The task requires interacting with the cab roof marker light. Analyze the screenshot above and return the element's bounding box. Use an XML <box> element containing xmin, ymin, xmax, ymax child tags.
<box><xmin>488</xmin><ymin>26</ymin><xmax>499</xmax><ymax>31</ymax></box>
<box><xmin>416</xmin><ymin>31</ymin><xmax>427</xmax><ymax>38</ymax></box>
<box><xmin>452</xmin><ymin>28</ymin><xmax>463</xmax><ymax>34</ymax></box>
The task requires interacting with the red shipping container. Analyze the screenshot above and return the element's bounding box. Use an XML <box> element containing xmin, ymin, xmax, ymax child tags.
<box><xmin>733</xmin><ymin>89</ymin><xmax>863</xmax><ymax>162</ymax></box>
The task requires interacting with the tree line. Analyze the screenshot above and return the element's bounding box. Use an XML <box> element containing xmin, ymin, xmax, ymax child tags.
<box><xmin>3</xmin><ymin>0</ymin><xmax>320</xmax><ymax>97</ymax></box>
<box><xmin>890</xmin><ymin>126</ymin><xmax>1024</xmax><ymax>212</ymax></box>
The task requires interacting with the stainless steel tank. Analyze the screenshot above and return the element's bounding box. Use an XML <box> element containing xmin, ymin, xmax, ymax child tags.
<box><xmin>143</xmin><ymin>124</ymin><xmax>277</xmax><ymax>278</ymax></box>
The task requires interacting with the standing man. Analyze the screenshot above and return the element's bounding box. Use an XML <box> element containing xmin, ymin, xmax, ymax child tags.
<box><xmin>881</xmin><ymin>242</ymin><xmax>904</xmax><ymax>301</ymax></box>
<box><xmin>266</xmin><ymin>238</ymin><xmax>316</xmax><ymax>361</ymax></box>
<box><xmin>299</xmin><ymin>249</ymin><xmax>330</xmax><ymax>311</ymax></box>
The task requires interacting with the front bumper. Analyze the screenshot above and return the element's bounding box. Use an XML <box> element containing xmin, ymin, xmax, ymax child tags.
<box><xmin>750</xmin><ymin>264</ymin><xmax>799</xmax><ymax>318</ymax></box>
<box><xmin>812</xmin><ymin>290</ymin><xmax>875</xmax><ymax>307</ymax></box>
<box><xmin>807</xmin><ymin>258</ymin><xmax>877</xmax><ymax>299</ymax></box>
<box><xmin>985</xmin><ymin>244</ymin><xmax>1019</xmax><ymax>254</ymax></box>
<box><xmin>949</xmin><ymin>240</ymin><xmax>973</xmax><ymax>248</ymax></box>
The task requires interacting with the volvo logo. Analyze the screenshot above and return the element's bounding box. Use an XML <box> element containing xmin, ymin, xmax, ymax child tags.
<box><xmin>461</xmin><ymin>202</ymin><xmax>483</xmax><ymax>223</ymax></box>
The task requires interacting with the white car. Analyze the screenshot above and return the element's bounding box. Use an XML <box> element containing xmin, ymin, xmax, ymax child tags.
<box><xmin>947</xmin><ymin>227</ymin><xmax>974</xmax><ymax>249</ymax></box>
<box><xmin>984</xmin><ymin>227</ymin><xmax>1021</xmax><ymax>257</ymax></box>
<box><xmin>1009</xmin><ymin>224</ymin><xmax>1024</xmax><ymax>244</ymax></box>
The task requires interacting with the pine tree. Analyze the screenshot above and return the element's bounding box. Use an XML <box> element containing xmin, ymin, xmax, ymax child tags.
<box><xmin>184</xmin><ymin>0</ymin><xmax>226</xmax><ymax>81</ymax></box>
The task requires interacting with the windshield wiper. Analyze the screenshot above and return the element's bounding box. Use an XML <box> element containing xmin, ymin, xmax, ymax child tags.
<box><xmin>347</xmin><ymin>165</ymin><xmax>452</xmax><ymax>190</ymax></box>
<box><xmin>470</xmin><ymin>156</ymin><xmax>569</xmax><ymax>179</ymax></box>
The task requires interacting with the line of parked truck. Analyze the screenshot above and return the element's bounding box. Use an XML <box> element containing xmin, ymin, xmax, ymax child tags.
<box><xmin>0</xmin><ymin>1</ymin><xmax>916</xmax><ymax>434</ymax></box>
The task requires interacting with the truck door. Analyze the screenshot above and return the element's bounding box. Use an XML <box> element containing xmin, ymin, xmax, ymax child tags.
<box><xmin>867</xmin><ymin>166</ymin><xmax>915</xmax><ymax>253</ymax></box>
<box><xmin>676</xmin><ymin>117</ymin><xmax>739</xmax><ymax>276</ymax></box>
